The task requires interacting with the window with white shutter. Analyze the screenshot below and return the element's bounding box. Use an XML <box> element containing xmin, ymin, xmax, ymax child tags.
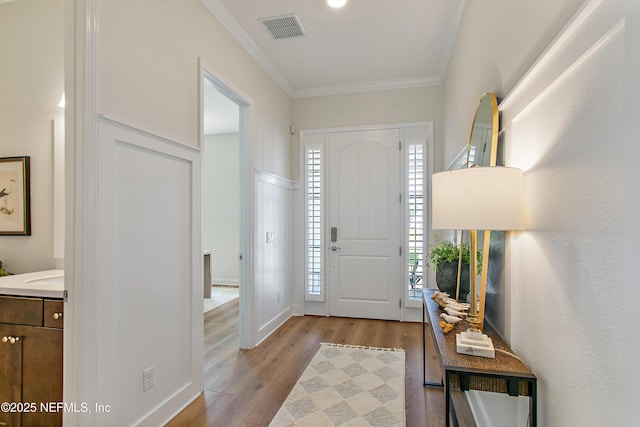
<box><xmin>305</xmin><ymin>146</ymin><xmax>323</xmax><ymax>301</ymax></box>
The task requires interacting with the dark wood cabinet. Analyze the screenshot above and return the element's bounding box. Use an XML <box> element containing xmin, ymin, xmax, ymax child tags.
<box><xmin>0</xmin><ymin>323</ymin><xmax>21</xmax><ymax>427</ymax></box>
<box><xmin>0</xmin><ymin>296</ymin><xmax>63</xmax><ymax>427</ymax></box>
<box><xmin>0</xmin><ymin>296</ymin><xmax>43</xmax><ymax>326</ymax></box>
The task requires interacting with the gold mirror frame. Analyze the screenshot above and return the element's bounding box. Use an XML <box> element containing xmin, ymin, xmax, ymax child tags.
<box><xmin>461</xmin><ymin>92</ymin><xmax>499</xmax><ymax>330</ymax></box>
<box><xmin>466</xmin><ymin>92</ymin><xmax>499</xmax><ymax>168</ymax></box>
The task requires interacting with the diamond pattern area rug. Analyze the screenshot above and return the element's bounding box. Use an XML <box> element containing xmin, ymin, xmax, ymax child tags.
<box><xmin>269</xmin><ymin>343</ymin><xmax>405</xmax><ymax>427</ymax></box>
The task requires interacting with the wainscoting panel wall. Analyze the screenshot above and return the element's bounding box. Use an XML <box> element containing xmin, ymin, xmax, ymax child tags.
<box><xmin>254</xmin><ymin>170</ymin><xmax>293</xmax><ymax>345</ymax></box>
<box><xmin>94</xmin><ymin>117</ymin><xmax>202</xmax><ymax>426</ymax></box>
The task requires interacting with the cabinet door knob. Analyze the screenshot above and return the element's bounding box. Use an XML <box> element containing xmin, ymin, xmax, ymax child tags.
<box><xmin>53</xmin><ymin>312</ymin><xmax>63</xmax><ymax>320</ymax></box>
<box><xmin>2</xmin><ymin>336</ymin><xmax>20</xmax><ymax>344</ymax></box>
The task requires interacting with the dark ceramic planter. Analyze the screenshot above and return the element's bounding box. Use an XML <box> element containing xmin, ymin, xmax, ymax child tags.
<box><xmin>435</xmin><ymin>261</ymin><xmax>470</xmax><ymax>301</ymax></box>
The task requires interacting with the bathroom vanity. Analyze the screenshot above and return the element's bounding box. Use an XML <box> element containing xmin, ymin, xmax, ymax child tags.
<box><xmin>0</xmin><ymin>270</ymin><xmax>64</xmax><ymax>427</ymax></box>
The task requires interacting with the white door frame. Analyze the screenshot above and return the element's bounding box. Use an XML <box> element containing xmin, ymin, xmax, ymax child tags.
<box><xmin>298</xmin><ymin>122</ymin><xmax>434</xmax><ymax>321</ymax></box>
<box><xmin>63</xmin><ymin>0</ymin><xmax>99</xmax><ymax>424</ymax></box>
<box><xmin>200</xmin><ymin>60</ymin><xmax>255</xmax><ymax>350</ymax></box>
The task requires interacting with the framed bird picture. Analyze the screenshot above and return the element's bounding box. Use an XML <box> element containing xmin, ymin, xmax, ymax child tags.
<box><xmin>0</xmin><ymin>156</ymin><xmax>31</xmax><ymax>235</ymax></box>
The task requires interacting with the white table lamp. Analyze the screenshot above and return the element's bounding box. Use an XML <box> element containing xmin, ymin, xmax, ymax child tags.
<box><xmin>432</xmin><ymin>166</ymin><xmax>524</xmax><ymax>358</ymax></box>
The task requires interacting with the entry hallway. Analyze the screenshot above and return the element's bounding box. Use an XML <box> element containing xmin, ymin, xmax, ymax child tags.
<box><xmin>167</xmin><ymin>299</ymin><xmax>474</xmax><ymax>426</ymax></box>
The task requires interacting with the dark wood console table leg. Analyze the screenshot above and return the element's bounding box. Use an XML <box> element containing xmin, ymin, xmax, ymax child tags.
<box><xmin>422</xmin><ymin>298</ymin><xmax>425</xmax><ymax>386</ymax></box>
<box><xmin>530</xmin><ymin>380</ymin><xmax>537</xmax><ymax>427</ymax></box>
<box><xmin>423</xmin><ymin>299</ymin><xmax>444</xmax><ymax>388</ymax></box>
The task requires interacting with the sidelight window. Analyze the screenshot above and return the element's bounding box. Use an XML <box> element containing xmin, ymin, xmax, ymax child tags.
<box><xmin>305</xmin><ymin>146</ymin><xmax>324</xmax><ymax>301</ymax></box>
<box><xmin>407</xmin><ymin>142</ymin><xmax>425</xmax><ymax>301</ymax></box>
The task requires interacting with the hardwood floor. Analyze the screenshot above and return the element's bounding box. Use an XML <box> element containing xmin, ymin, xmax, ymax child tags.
<box><xmin>166</xmin><ymin>299</ymin><xmax>461</xmax><ymax>427</ymax></box>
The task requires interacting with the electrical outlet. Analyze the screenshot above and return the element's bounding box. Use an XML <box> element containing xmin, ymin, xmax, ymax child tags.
<box><xmin>143</xmin><ymin>366</ymin><xmax>154</xmax><ymax>392</ymax></box>
<box><xmin>266</xmin><ymin>232</ymin><xmax>274</xmax><ymax>243</ymax></box>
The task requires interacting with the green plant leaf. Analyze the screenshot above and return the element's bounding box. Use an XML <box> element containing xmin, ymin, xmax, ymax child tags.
<box><xmin>426</xmin><ymin>235</ymin><xmax>482</xmax><ymax>274</ymax></box>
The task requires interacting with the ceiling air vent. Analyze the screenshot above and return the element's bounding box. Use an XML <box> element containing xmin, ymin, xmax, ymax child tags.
<box><xmin>259</xmin><ymin>13</ymin><xmax>305</xmax><ymax>40</ymax></box>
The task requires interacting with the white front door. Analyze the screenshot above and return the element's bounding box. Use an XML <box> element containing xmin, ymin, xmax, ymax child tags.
<box><xmin>328</xmin><ymin>129</ymin><xmax>401</xmax><ymax>320</ymax></box>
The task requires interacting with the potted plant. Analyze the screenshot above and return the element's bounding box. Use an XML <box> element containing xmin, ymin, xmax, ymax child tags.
<box><xmin>427</xmin><ymin>236</ymin><xmax>482</xmax><ymax>300</ymax></box>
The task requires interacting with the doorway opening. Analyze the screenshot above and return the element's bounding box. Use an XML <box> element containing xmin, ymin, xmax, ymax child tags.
<box><xmin>202</xmin><ymin>67</ymin><xmax>253</xmax><ymax>348</ymax></box>
<box><xmin>203</xmin><ymin>79</ymin><xmax>240</xmax><ymax>309</ymax></box>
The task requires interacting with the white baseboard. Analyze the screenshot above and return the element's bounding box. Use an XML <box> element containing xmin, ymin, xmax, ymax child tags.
<box><xmin>211</xmin><ymin>277</ymin><xmax>239</xmax><ymax>286</ymax></box>
<box><xmin>256</xmin><ymin>306</ymin><xmax>292</xmax><ymax>345</ymax></box>
<box><xmin>291</xmin><ymin>303</ymin><xmax>303</xmax><ymax>316</ymax></box>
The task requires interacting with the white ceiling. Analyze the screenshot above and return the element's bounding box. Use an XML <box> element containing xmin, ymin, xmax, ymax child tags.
<box><xmin>202</xmin><ymin>0</ymin><xmax>465</xmax><ymax>134</ymax></box>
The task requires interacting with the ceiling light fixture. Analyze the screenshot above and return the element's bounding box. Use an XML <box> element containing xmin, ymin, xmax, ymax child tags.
<box><xmin>327</xmin><ymin>0</ymin><xmax>347</xmax><ymax>9</ymax></box>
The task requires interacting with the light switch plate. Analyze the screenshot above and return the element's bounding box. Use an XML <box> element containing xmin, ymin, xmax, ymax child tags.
<box><xmin>143</xmin><ymin>366</ymin><xmax>154</xmax><ymax>392</ymax></box>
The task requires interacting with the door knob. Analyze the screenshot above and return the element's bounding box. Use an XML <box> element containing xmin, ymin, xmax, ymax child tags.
<box><xmin>330</xmin><ymin>246</ymin><xmax>340</xmax><ymax>252</ymax></box>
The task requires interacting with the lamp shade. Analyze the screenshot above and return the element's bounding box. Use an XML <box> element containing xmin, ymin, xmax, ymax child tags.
<box><xmin>432</xmin><ymin>166</ymin><xmax>524</xmax><ymax>231</ymax></box>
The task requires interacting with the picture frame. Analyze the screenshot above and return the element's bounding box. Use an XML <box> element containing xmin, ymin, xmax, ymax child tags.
<box><xmin>0</xmin><ymin>156</ymin><xmax>31</xmax><ymax>235</ymax></box>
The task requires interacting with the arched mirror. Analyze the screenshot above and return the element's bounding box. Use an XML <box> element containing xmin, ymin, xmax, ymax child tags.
<box><xmin>440</xmin><ymin>92</ymin><xmax>501</xmax><ymax>322</ymax></box>
<box><xmin>447</xmin><ymin>92</ymin><xmax>500</xmax><ymax>308</ymax></box>
<box><xmin>466</xmin><ymin>92</ymin><xmax>499</xmax><ymax>168</ymax></box>
<box><xmin>446</xmin><ymin>92</ymin><xmax>500</xmax><ymax>171</ymax></box>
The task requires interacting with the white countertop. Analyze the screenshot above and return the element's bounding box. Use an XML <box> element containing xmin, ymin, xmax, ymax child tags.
<box><xmin>0</xmin><ymin>269</ymin><xmax>65</xmax><ymax>299</ymax></box>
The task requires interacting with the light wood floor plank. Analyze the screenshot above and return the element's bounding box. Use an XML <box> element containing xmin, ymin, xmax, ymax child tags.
<box><xmin>167</xmin><ymin>299</ymin><xmax>470</xmax><ymax>427</ymax></box>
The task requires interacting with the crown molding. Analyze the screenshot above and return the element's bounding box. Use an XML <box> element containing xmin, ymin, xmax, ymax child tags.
<box><xmin>201</xmin><ymin>0</ymin><xmax>295</xmax><ymax>97</ymax></box>
<box><xmin>292</xmin><ymin>76</ymin><xmax>442</xmax><ymax>99</ymax></box>
<box><xmin>202</xmin><ymin>0</ymin><xmax>446</xmax><ymax>99</ymax></box>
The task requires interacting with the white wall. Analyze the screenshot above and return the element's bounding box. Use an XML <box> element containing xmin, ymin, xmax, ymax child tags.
<box><xmin>204</xmin><ymin>133</ymin><xmax>240</xmax><ymax>285</ymax></box>
<box><xmin>97</xmin><ymin>0</ymin><xmax>292</xmax><ymax>177</ymax></box>
<box><xmin>292</xmin><ymin>86</ymin><xmax>443</xmax><ymax>180</ymax></box>
<box><xmin>442</xmin><ymin>0</ymin><xmax>585</xmax><ymax>168</ymax></box>
<box><xmin>0</xmin><ymin>0</ymin><xmax>63</xmax><ymax>273</ymax></box>
<box><xmin>504</xmin><ymin>2</ymin><xmax>624</xmax><ymax>424</ymax></box>
<box><xmin>254</xmin><ymin>170</ymin><xmax>293</xmax><ymax>344</ymax></box>
<box><xmin>66</xmin><ymin>0</ymin><xmax>293</xmax><ymax>425</ymax></box>
<box><xmin>623</xmin><ymin>2</ymin><xmax>640</xmax><ymax>425</ymax></box>
<box><xmin>443</xmin><ymin>0</ymin><xmax>632</xmax><ymax>425</ymax></box>
<box><xmin>94</xmin><ymin>118</ymin><xmax>202</xmax><ymax>427</ymax></box>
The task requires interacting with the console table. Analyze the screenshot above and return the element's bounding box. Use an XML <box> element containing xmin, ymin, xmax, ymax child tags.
<box><xmin>422</xmin><ymin>289</ymin><xmax>537</xmax><ymax>427</ymax></box>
